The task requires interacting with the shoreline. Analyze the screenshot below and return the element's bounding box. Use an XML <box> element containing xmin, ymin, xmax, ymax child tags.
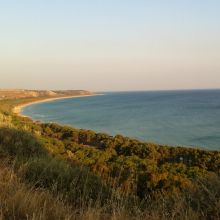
<box><xmin>13</xmin><ymin>94</ymin><xmax>102</xmax><ymax>117</ymax></box>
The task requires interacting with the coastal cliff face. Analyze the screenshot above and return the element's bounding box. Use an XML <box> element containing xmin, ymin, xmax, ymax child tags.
<box><xmin>0</xmin><ymin>89</ymin><xmax>93</xmax><ymax>99</ymax></box>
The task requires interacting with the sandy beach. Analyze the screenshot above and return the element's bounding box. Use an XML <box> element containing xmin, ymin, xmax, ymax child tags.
<box><xmin>13</xmin><ymin>94</ymin><xmax>101</xmax><ymax>117</ymax></box>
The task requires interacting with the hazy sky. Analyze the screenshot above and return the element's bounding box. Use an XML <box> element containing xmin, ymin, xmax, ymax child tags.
<box><xmin>0</xmin><ymin>0</ymin><xmax>220</xmax><ymax>91</ymax></box>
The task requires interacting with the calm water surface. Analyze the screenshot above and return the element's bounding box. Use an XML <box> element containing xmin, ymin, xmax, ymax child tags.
<box><xmin>22</xmin><ymin>90</ymin><xmax>220</xmax><ymax>150</ymax></box>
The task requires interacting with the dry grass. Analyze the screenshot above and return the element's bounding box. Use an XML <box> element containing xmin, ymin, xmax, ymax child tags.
<box><xmin>0</xmin><ymin>166</ymin><xmax>75</xmax><ymax>220</ymax></box>
<box><xmin>0</xmin><ymin>165</ymin><xmax>138</xmax><ymax>220</ymax></box>
<box><xmin>0</xmin><ymin>160</ymin><xmax>220</xmax><ymax>220</ymax></box>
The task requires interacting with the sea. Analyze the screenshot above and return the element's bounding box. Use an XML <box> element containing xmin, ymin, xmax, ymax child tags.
<box><xmin>22</xmin><ymin>90</ymin><xmax>220</xmax><ymax>150</ymax></box>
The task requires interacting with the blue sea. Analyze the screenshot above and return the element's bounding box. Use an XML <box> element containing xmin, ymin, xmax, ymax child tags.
<box><xmin>22</xmin><ymin>90</ymin><xmax>220</xmax><ymax>150</ymax></box>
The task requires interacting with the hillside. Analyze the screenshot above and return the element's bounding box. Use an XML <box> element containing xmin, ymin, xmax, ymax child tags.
<box><xmin>0</xmin><ymin>94</ymin><xmax>219</xmax><ymax>220</ymax></box>
<box><xmin>0</xmin><ymin>89</ymin><xmax>93</xmax><ymax>99</ymax></box>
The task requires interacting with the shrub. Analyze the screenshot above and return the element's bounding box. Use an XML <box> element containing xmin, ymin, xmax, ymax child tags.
<box><xmin>22</xmin><ymin>157</ymin><xmax>112</xmax><ymax>206</ymax></box>
<box><xmin>0</xmin><ymin>127</ymin><xmax>47</xmax><ymax>159</ymax></box>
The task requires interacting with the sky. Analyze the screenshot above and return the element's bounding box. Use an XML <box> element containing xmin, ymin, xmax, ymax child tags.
<box><xmin>0</xmin><ymin>0</ymin><xmax>220</xmax><ymax>91</ymax></box>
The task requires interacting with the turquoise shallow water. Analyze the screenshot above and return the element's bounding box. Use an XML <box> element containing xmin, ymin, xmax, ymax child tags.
<box><xmin>22</xmin><ymin>90</ymin><xmax>220</xmax><ymax>150</ymax></box>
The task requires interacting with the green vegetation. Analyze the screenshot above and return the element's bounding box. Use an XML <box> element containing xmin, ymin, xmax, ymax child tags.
<box><xmin>0</xmin><ymin>97</ymin><xmax>220</xmax><ymax>219</ymax></box>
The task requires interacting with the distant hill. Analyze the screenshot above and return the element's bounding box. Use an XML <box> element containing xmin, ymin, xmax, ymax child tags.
<box><xmin>0</xmin><ymin>89</ymin><xmax>93</xmax><ymax>99</ymax></box>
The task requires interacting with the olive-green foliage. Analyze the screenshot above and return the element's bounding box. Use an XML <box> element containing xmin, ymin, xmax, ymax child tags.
<box><xmin>0</xmin><ymin>127</ymin><xmax>46</xmax><ymax>158</ymax></box>
<box><xmin>39</xmin><ymin>123</ymin><xmax>220</xmax><ymax>197</ymax></box>
<box><xmin>23</xmin><ymin>157</ymin><xmax>111</xmax><ymax>205</ymax></box>
<box><xmin>0</xmin><ymin>126</ymin><xmax>111</xmax><ymax>207</ymax></box>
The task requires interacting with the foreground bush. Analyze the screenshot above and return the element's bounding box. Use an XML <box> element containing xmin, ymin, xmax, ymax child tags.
<box><xmin>0</xmin><ymin>127</ymin><xmax>46</xmax><ymax>159</ymax></box>
<box><xmin>22</xmin><ymin>157</ymin><xmax>112</xmax><ymax>206</ymax></box>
